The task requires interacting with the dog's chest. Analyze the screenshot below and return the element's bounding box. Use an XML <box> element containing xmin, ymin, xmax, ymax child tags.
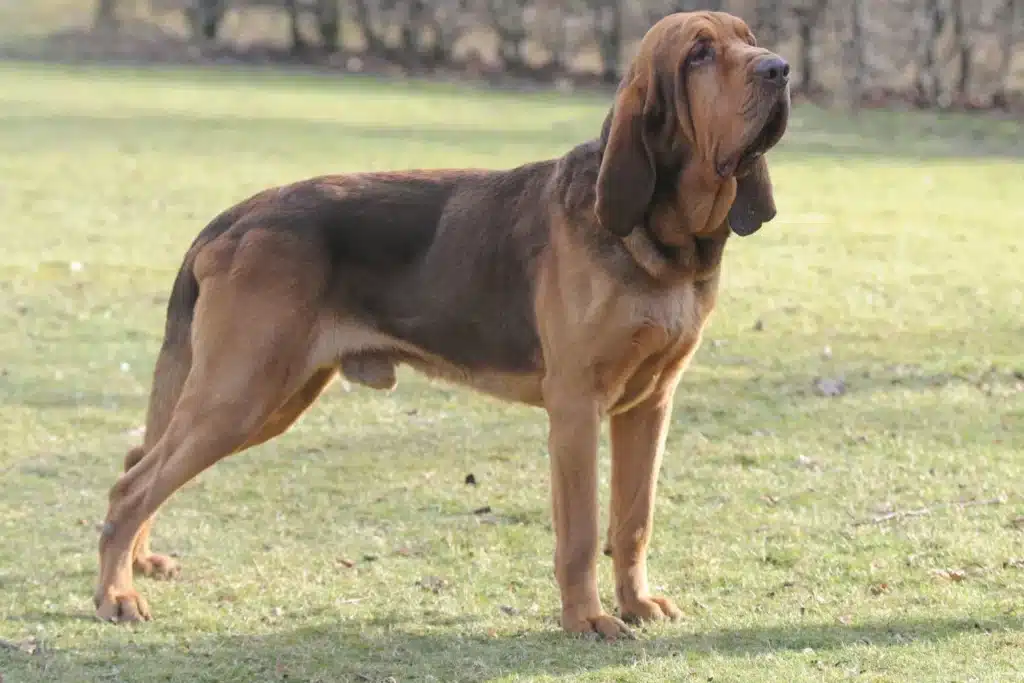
<box><xmin>596</xmin><ymin>284</ymin><xmax>711</xmax><ymax>414</ymax></box>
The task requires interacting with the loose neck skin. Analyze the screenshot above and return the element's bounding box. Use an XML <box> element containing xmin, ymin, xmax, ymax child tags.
<box><xmin>619</xmin><ymin>165</ymin><xmax>736</xmax><ymax>286</ymax></box>
<box><xmin>550</xmin><ymin>138</ymin><xmax>734</xmax><ymax>289</ymax></box>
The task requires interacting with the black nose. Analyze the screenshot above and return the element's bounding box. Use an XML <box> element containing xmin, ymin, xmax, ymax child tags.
<box><xmin>753</xmin><ymin>56</ymin><xmax>790</xmax><ymax>86</ymax></box>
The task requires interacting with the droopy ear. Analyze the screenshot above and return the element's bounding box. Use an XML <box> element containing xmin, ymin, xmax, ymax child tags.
<box><xmin>595</xmin><ymin>71</ymin><xmax>657</xmax><ymax>237</ymax></box>
<box><xmin>727</xmin><ymin>155</ymin><xmax>776</xmax><ymax>237</ymax></box>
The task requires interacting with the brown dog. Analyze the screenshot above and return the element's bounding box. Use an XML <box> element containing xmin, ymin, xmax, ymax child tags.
<box><xmin>94</xmin><ymin>10</ymin><xmax>790</xmax><ymax>638</ymax></box>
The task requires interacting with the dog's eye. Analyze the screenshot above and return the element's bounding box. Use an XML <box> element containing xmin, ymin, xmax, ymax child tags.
<box><xmin>688</xmin><ymin>40</ymin><xmax>715</xmax><ymax>67</ymax></box>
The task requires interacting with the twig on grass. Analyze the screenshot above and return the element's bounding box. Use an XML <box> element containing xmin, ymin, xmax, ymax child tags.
<box><xmin>853</xmin><ymin>495</ymin><xmax>1009</xmax><ymax>527</ymax></box>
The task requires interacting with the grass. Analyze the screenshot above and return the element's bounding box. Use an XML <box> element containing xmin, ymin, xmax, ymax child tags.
<box><xmin>0</xmin><ymin>61</ymin><xmax>1023</xmax><ymax>683</ymax></box>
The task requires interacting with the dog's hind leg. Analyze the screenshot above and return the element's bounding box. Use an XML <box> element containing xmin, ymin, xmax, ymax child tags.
<box><xmin>94</xmin><ymin>265</ymin><xmax>324</xmax><ymax>623</ymax></box>
<box><xmin>125</xmin><ymin>333</ymin><xmax>193</xmax><ymax>580</ymax></box>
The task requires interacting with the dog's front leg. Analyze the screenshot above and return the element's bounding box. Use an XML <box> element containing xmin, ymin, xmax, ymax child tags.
<box><xmin>607</xmin><ymin>380</ymin><xmax>684</xmax><ymax>625</ymax></box>
<box><xmin>544</xmin><ymin>382</ymin><xmax>633</xmax><ymax>639</ymax></box>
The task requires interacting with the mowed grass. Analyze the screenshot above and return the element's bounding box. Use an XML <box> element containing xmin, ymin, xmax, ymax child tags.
<box><xmin>1</xmin><ymin>62</ymin><xmax>1022</xmax><ymax>683</ymax></box>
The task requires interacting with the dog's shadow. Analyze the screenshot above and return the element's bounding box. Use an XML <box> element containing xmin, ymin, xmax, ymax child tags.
<box><xmin>13</xmin><ymin>611</ymin><xmax>1021</xmax><ymax>682</ymax></box>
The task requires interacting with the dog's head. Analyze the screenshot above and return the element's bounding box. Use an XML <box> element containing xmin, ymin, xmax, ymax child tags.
<box><xmin>595</xmin><ymin>11</ymin><xmax>790</xmax><ymax>240</ymax></box>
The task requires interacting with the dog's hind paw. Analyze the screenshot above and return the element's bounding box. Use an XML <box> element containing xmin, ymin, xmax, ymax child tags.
<box><xmin>620</xmin><ymin>595</ymin><xmax>682</xmax><ymax>624</ymax></box>
<box><xmin>133</xmin><ymin>553</ymin><xmax>180</xmax><ymax>580</ymax></box>
<box><xmin>562</xmin><ymin>611</ymin><xmax>635</xmax><ymax>641</ymax></box>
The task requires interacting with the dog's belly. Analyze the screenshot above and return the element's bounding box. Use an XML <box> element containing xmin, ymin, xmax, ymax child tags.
<box><xmin>310</xmin><ymin>316</ymin><xmax>545</xmax><ymax>406</ymax></box>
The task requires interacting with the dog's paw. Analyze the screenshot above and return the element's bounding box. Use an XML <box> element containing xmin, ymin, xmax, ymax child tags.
<box><xmin>134</xmin><ymin>553</ymin><xmax>180</xmax><ymax>580</ymax></box>
<box><xmin>562</xmin><ymin>611</ymin><xmax>635</xmax><ymax>641</ymax></box>
<box><xmin>620</xmin><ymin>595</ymin><xmax>682</xmax><ymax>624</ymax></box>
<box><xmin>95</xmin><ymin>590</ymin><xmax>152</xmax><ymax>623</ymax></box>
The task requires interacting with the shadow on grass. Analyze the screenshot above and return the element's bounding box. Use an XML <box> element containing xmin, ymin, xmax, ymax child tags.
<box><xmin>9</xmin><ymin>612</ymin><xmax>1022</xmax><ymax>682</ymax></box>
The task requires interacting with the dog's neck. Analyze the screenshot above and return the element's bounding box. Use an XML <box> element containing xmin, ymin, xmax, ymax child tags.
<box><xmin>621</xmin><ymin>214</ymin><xmax>730</xmax><ymax>285</ymax></box>
<box><xmin>621</xmin><ymin>164</ymin><xmax>733</xmax><ymax>284</ymax></box>
<box><xmin>553</xmin><ymin>138</ymin><xmax>731</xmax><ymax>287</ymax></box>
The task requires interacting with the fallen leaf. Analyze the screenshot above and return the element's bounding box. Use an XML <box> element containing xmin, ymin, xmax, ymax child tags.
<box><xmin>869</xmin><ymin>582</ymin><xmax>890</xmax><ymax>596</ymax></box>
<box><xmin>337</xmin><ymin>558</ymin><xmax>355</xmax><ymax>568</ymax></box>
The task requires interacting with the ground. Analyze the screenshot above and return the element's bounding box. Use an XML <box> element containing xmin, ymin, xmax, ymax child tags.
<box><xmin>0</xmin><ymin>62</ymin><xmax>1022</xmax><ymax>683</ymax></box>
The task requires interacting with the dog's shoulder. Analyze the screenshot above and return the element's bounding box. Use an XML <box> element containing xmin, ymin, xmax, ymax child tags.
<box><xmin>551</xmin><ymin>139</ymin><xmax>603</xmax><ymax>218</ymax></box>
<box><xmin>267</xmin><ymin>173</ymin><xmax>465</xmax><ymax>270</ymax></box>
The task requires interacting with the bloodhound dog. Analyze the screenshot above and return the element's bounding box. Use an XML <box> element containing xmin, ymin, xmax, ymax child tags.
<box><xmin>94</xmin><ymin>10</ymin><xmax>790</xmax><ymax>638</ymax></box>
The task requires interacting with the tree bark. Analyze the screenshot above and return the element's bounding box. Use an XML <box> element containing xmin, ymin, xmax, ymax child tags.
<box><xmin>950</xmin><ymin>0</ymin><xmax>972</xmax><ymax>104</ymax></box>
<box><xmin>793</xmin><ymin>0</ymin><xmax>828</xmax><ymax>96</ymax></box>
<box><xmin>915</xmin><ymin>0</ymin><xmax>945</xmax><ymax>107</ymax></box>
<box><xmin>992</xmin><ymin>0</ymin><xmax>1021</xmax><ymax>108</ymax></box>
<box><xmin>842</xmin><ymin>0</ymin><xmax>865</xmax><ymax>109</ymax></box>
<box><xmin>94</xmin><ymin>0</ymin><xmax>118</xmax><ymax>30</ymax></box>
<box><xmin>317</xmin><ymin>0</ymin><xmax>341</xmax><ymax>52</ymax></box>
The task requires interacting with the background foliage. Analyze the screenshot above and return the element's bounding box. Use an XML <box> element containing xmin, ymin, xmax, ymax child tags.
<box><xmin>1</xmin><ymin>1</ymin><xmax>1022</xmax><ymax>110</ymax></box>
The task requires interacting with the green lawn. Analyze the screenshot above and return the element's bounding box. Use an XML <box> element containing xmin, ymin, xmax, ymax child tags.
<box><xmin>1</xmin><ymin>62</ymin><xmax>1022</xmax><ymax>683</ymax></box>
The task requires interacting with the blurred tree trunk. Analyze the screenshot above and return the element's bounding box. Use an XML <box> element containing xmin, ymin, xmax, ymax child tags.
<box><xmin>840</xmin><ymin>0</ymin><xmax>865</xmax><ymax>109</ymax></box>
<box><xmin>914</xmin><ymin>0</ymin><xmax>945</xmax><ymax>107</ymax></box>
<box><xmin>993</xmin><ymin>0</ymin><xmax>1022</xmax><ymax>108</ymax></box>
<box><xmin>186</xmin><ymin>0</ymin><xmax>227</xmax><ymax>40</ymax></box>
<box><xmin>397</xmin><ymin>0</ymin><xmax>421</xmax><ymax>64</ymax></box>
<box><xmin>351</xmin><ymin>0</ymin><xmax>389</xmax><ymax>56</ymax></box>
<box><xmin>94</xmin><ymin>0</ymin><xmax>119</xmax><ymax>30</ymax></box>
<box><xmin>750</xmin><ymin>0</ymin><xmax>785</xmax><ymax>50</ymax></box>
<box><xmin>532</xmin><ymin>0</ymin><xmax>570</xmax><ymax>75</ymax></box>
<box><xmin>482</xmin><ymin>0</ymin><xmax>529</xmax><ymax>73</ymax></box>
<box><xmin>950</xmin><ymin>0</ymin><xmax>972</xmax><ymax>104</ymax></box>
<box><xmin>394</xmin><ymin>0</ymin><xmax>439</xmax><ymax>67</ymax></box>
<box><xmin>428</xmin><ymin>0</ymin><xmax>470</xmax><ymax>67</ymax></box>
<box><xmin>752</xmin><ymin>0</ymin><xmax>782</xmax><ymax>48</ymax></box>
<box><xmin>792</xmin><ymin>0</ymin><xmax>829</xmax><ymax>96</ymax></box>
<box><xmin>317</xmin><ymin>0</ymin><xmax>341</xmax><ymax>52</ymax></box>
<box><xmin>592</xmin><ymin>0</ymin><xmax>622</xmax><ymax>84</ymax></box>
<box><xmin>284</xmin><ymin>0</ymin><xmax>306</xmax><ymax>50</ymax></box>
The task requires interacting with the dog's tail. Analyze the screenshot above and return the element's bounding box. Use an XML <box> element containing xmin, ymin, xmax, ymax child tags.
<box><xmin>125</xmin><ymin>205</ymin><xmax>240</xmax><ymax>470</ymax></box>
<box><xmin>124</xmin><ymin>251</ymin><xmax>200</xmax><ymax>471</ymax></box>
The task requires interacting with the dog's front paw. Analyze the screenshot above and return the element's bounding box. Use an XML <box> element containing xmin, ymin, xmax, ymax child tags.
<box><xmin>94</xmin><ymin>589</ymin><xmax>152</xmax><ymax>623</ymax></box>
<box><xmin>619</xmin><ymin>595</ymin><xmax>682</xmax><ymax>624</ymax></box>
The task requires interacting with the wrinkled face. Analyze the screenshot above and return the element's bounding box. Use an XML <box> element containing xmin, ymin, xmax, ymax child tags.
<box><xmin>595</xmin><ymin>11</ymin><xmax>791</xmax><ymax>240</ymax></box>
<box><xmin>669</xmin><ymin>12</ymin><xmax>790</xmax><ymax>179</ymax></box>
